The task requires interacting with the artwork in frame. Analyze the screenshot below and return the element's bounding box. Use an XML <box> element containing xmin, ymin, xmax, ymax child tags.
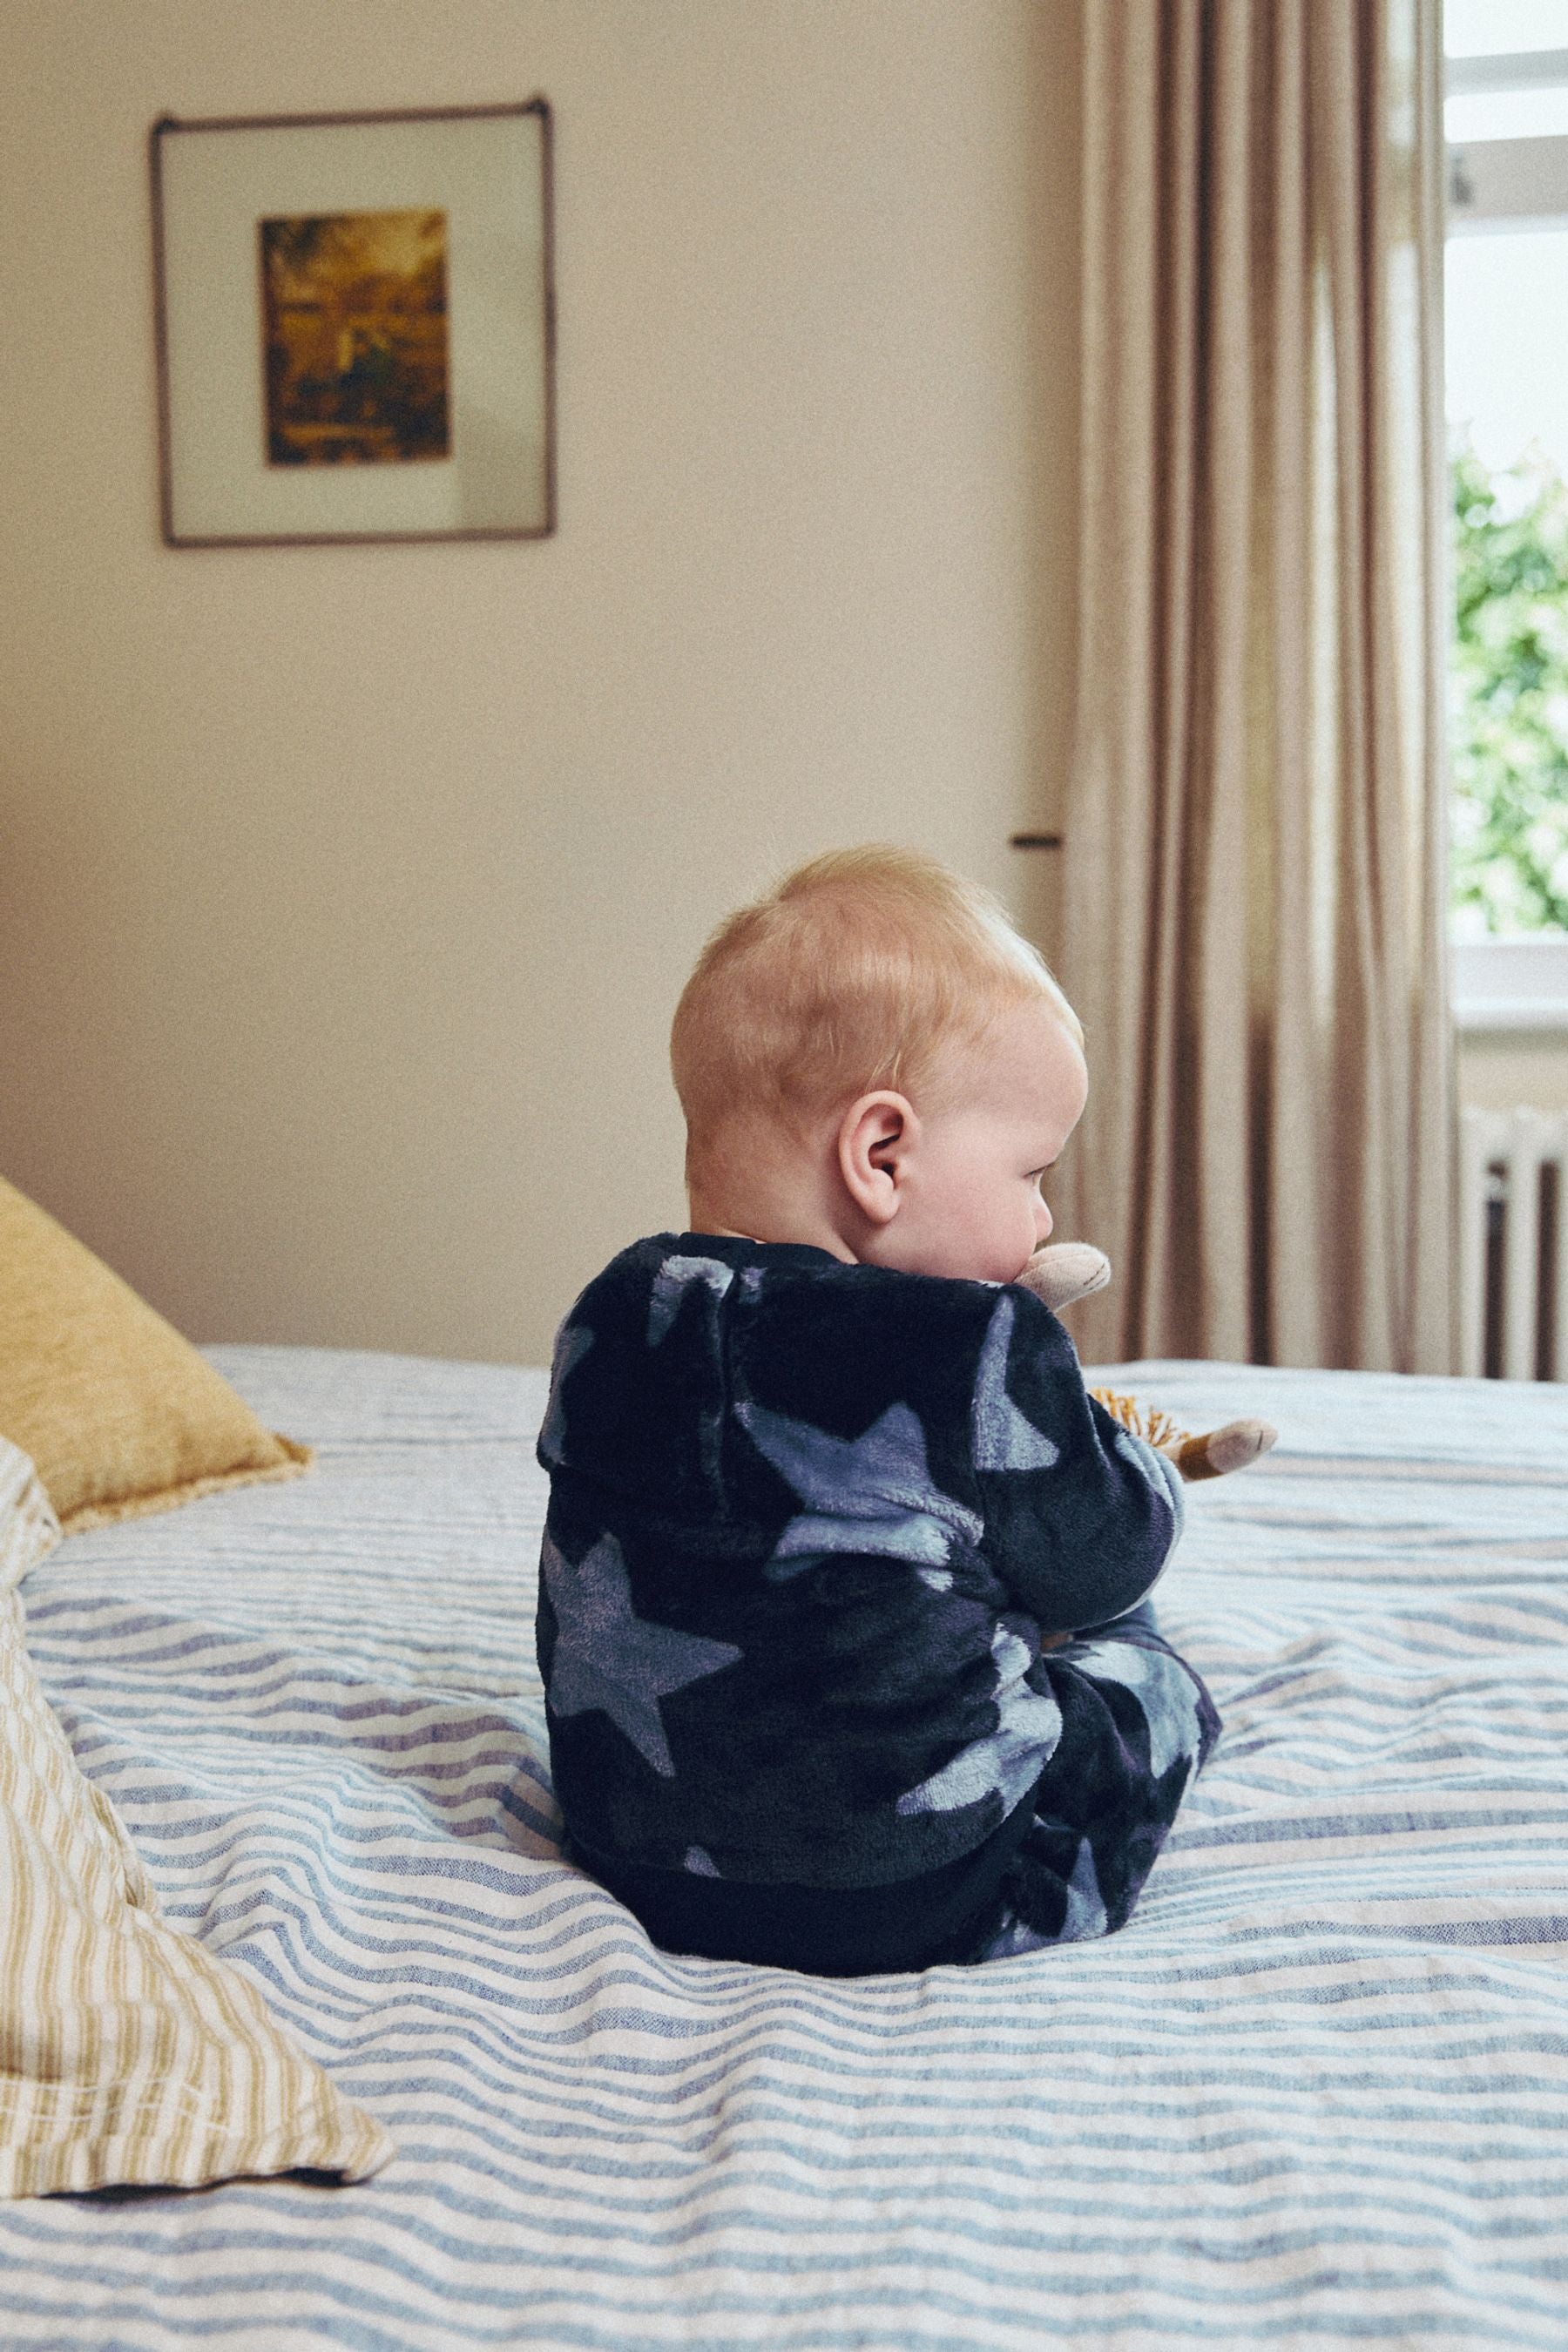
<box><xmin>151</xmin><ymin>103</ymin><xmax>554</xmax><ymax>547</ymax></box>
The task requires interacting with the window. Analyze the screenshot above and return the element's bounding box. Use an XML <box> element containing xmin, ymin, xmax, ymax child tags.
<box><xmin>1446</xmin><ymin>0</ymin><xmax>1568</xmax><ymax>1021</ymax></box>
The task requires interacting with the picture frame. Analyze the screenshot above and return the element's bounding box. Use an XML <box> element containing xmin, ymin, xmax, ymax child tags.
<box><xmin>150</xmin><ymin>101</ymin><xmax>555</xmax><ymax>548</ymax></box>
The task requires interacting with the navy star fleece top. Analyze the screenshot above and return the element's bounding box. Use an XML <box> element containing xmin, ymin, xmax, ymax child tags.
<box><xmin>536</xmin><ymin>1234</ymin><xmax>1220</xmax><ymax>1973</ymax></box>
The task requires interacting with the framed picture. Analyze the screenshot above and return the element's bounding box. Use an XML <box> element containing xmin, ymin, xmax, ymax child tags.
<box><xmin>150</xmin><ymin>101</ymin><xmax>554</xmax><ymax>547</ymax></box>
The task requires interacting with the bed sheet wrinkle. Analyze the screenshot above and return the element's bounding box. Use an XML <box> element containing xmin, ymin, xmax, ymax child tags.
<box><xmin>1</xmin><ymin>1346</ymin><xmax>1565</xmax><ymax>2349</ymax></box>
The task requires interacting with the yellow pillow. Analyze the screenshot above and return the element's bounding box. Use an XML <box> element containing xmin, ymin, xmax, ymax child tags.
<box><xmin>0</xmin><ymin>1177</ymin><xmax>310</xmax><ymax>1533</ymax></box>
<box><xmin>0</xmin><ymin>1438</ymin><xmax>391</xmax><ymax>2193</ymax></box>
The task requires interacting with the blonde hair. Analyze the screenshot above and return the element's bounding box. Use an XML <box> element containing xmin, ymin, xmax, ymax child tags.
<box><xmin>671</xmin><ymin>844</ymin><xmax>1081</xmax><ymax>1182</ymax></box>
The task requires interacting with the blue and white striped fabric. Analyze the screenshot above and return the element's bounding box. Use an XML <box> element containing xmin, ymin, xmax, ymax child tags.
<box><xmin>4</xmin><ymin>1345</ymin><xmax>1566</xmax><ymax>2350</ymax></box>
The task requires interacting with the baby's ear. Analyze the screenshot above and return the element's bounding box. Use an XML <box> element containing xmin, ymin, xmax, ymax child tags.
<box><xmin>1017</xmin><ymin>1242</ymin><xmax>1112</xmax><ymax>1313</ymax></box>
<box><xmin>838</xmin><ymin>1092</ymin><xmax>916</xmax><ymax>1227</ymax></box>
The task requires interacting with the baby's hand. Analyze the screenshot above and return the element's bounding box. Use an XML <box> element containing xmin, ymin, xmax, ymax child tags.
<box><xmin>1017</xmin><ymin>1242</ymin><xmax>1112</xmax><ymax>1314</ymax></box>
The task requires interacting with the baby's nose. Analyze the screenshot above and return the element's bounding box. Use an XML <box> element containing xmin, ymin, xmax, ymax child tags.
<box><xmin>1035</xmin><ymin>1196</ymin><xmax>1054</xmax><ymax>1243</ymax></box>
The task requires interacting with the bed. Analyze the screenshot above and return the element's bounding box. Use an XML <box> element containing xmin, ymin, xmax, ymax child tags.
<box><xmin>4</xmin><ymin>1343</ymin><xmax>1566</xmax><ymax>2349</ymax></box>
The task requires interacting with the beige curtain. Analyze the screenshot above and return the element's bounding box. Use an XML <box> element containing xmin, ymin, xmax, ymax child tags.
<box><xmin>1060</xmin><ymin>0</ymin><xmax>1454</xmax><ymax>1374</ymax></box>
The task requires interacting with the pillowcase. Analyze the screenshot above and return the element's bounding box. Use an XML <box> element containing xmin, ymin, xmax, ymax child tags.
<box><xmin>0</xmin><ymin>1437</ymin><xmax>392</xmax><ymax>2194</ymax></box>
<box><xmin>0</xmin><ymin>1175</ymin><xmax>310</xmax><ymax>1533</ymax></box>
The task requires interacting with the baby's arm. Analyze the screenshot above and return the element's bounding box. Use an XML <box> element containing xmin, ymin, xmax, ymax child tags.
<box><xmin>1018</xmin><ymin>1247</ymin><xmax>1276</xmax><ymax>1483</ymax></box>
<box><xmin>971</xmin><ymin>1283</ymin><xmax>1184</xmax><ymax>1637</ymax></box>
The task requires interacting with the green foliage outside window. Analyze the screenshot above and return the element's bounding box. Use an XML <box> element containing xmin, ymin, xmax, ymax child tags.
<box><xmin>1451</xmin><ymin>439</ymin><xmax>1568</xmax><ymax>933</ymax></box>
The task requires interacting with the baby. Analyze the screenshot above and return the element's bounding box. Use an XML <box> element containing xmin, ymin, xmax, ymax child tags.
<box><xmin>536</xmin><ymin>846</ymin><xmax>1220</xmax><ymax>1976</ymax></box>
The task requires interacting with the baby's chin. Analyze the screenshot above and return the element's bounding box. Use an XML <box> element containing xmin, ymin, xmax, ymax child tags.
<box><xmin>875</xmin><ymin>1240</ymin><xmax>1036</xmax><ymax>1286</ymax></box>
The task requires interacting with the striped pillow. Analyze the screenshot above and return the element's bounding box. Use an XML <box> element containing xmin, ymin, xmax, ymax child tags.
<box><xmin>0</xmin><ymin>1438</ymin><xmax>393</xmax><ymax>2196</ymax></box>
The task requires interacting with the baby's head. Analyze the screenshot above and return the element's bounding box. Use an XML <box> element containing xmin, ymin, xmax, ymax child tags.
<box><xmin>671</xmin><ymin>845</ymin><xmax>1086</xmax><ymax>1283</ymax></box>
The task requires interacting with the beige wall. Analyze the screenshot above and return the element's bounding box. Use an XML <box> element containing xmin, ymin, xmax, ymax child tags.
<box><xmin>1457</xmin><ymin>1036</ymin><xmax>1568</xmax><ymax>1112</ymax></box>
<box><xmin>0</xmin><ymin>0</ymin><xmax>1083</xmax><ymax>1364</ymax></box>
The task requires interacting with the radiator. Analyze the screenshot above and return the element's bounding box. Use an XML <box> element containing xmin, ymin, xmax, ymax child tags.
<box><xmin>1459</xmin><ymin>1106</ymin><xmax>1568</xmax><ymax>1381</ymax></box>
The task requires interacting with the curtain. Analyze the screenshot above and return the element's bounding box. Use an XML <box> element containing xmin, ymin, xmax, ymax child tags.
<box><xmin>1059</xmin><ymin>0</ymin><xmax>1454</xmax><ymax>1374</ymax></box>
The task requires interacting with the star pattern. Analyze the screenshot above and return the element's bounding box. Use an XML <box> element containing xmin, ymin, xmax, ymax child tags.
<box><xmin>896</xmin><ymin>1625</ymin><xmax>1061</xmax><ymax>1816</ymax></box>
<box><xmin>647</xmin><ymin>1254</ymin><xmax>735</xmax><ymax>1345</ymax></box>
<box><xmin>976</xmin><ymin>1835</ymin><xmax>1111</xmax><ymax>1958</ymax></box>
<box><xmin>1113</xmin><ymin>1425</ymin><xmax>1183</xmax><ymax>1524</ymax></box>
<box><xmin>972</xmin><ymin>1295</ymin><xmax>1060</xmax><ymax>1472</ymax></box>
<box><xmin>536</xmin><ymin>1235</ymin><xmax>1215</xmax><ymax>1963</ymax></box>
<box><xmin>537</xmin><ymin>1325</ymin><xmax>592</xmax><ymax>1467</ymax></box>
<box><xmin>737</xmin><ymin>1399</ymin><xmax>982</xmax><ymax>1568</ymax></box>
<box><xmin>1059</xmin><ymin>1835</ymin><xmax>1109</xmax><ymax>1939</ymax></box>
<box><xmin>542</xmin><ymin>1532</ymin><xmax>742</xmax><ymax>1776</ymax></box>
<box><xmin>1071</xmin><ymin>1634</ymin><xmax>1202</xmax><ymax>1779</ymax></box>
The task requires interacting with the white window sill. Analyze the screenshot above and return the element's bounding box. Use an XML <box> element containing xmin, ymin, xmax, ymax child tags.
<box><xmin>1452</xmin><ymin>937</ymin><xmax>1568</xmax><ymax>1033</ymax></box>
<box><xmin>1455</xmin><ymin>999</ymin><xmax>1568</xmax><ymax>1032</ymax></box>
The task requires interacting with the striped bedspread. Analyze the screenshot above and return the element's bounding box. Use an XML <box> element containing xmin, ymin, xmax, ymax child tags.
<box><xmin>4</xmin><ymin>1345</ymin><xmax>1566</xmax><ymax>2350</ymax></box>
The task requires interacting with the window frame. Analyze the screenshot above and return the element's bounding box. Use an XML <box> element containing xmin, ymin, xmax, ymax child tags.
<box><xmin>1447</xmin><ymin>43</ymin><xmax>1568</xmax><ymax>1025</ymax></box>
